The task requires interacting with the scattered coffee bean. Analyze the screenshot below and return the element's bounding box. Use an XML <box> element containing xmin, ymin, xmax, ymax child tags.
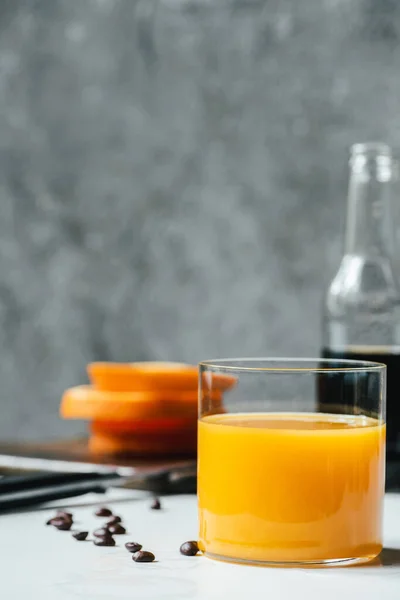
<box><xmin>125</xmin><ymin>542</ymin><xmax>142</xmax><ymax>553</ymax></box>
<box><xmin>95</xmin><ymin>507</ymin><xmax>113</xmax><ymax>517</ymax></box>
<box><xmin>61</xmin><ymin>516</ymin><xmax>73</xmax><ymax>525</ymax></box>
<box><xmin>94</xmin><ymin>536</ymin><xmax>115</xmax><ymax>547</ymax></box>
<box><xmin>52</xmin><ymin>518</ymin><xmax>72</xmax><ymax>531</ymax></box>
<box><xmin>106</xmin><ymin>516</ymin><xmax>122</xmax><ymax>526</ymax></box>
<box><xmin>72</xmin><ymin>531</ymin><xmax>88</xmax><ymax>541</ymax></box>
<box><xmin>132</xmin><ymin>550</ymin><xmax>155</xmax><ymax>563</ymax></box>
<box><xmin>57</xmin><ymin>511</ymin><xmax>73</xmax><ymax>519</ymax></box>
<box><xmin>93</xmin><ymin>527</ymin><xmax>111</xmax><ymax>538</ymax></box>
<box><xmin>180</xmin><ymin>541</ymin><xmax>199</xmax><ymax>556</ymax></box>
<box><xmin>108</xmin><ymin>524</ymin><xmax>126</xmax><ymax>535</ymax></box>
<box><xmin>46</xmin><ymin>513</ymin><xmax>72</xmax><ymax>526</ymax></box>
<box><xmin>150</xmin><ymin>498</ymin><xmax>161</xmax><ymax>510</ymax></box>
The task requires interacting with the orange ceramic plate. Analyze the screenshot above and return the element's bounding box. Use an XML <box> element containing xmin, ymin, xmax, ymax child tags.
<box><xmin>60</xmin><ymin>386</ymin><xmax>204</xmax><ymax>421</ymax></box>
<box><xmin>90</xmin><ymin>417</ymin><xmax>197</xmax><ymax>435</ymax></box>
<box><xmin>88</xmin><ymin>361</ymin><xmax>237</xmax><ymax>392</ymax></box>
<box><xmin>88</xmin><ymin>430</ymin><xmax>197</xmax><ymax>456</ymax></box>
<box><xmin>87</xmin><ymin>362</ymin><xmax>199</xmax><ymax>392</ymax></box>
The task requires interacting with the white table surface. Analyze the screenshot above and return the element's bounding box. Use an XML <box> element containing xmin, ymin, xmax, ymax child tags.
<box><xmin>1</xmin><ymin>490</ymin><xmax>400</xmax><ymax>600</ymax></box>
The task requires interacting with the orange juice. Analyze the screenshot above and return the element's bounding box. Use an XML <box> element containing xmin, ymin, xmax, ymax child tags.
<box><xmin>198</xmin><ymin>413</ymin><xmax>385</xmax><ymax>564</ymax></box>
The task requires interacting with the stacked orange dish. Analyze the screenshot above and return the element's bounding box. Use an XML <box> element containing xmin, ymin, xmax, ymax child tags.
<box><xmin>60</xmin><ymin>362</ymin><xmax>232</xmax><ymax>457</ymax></box>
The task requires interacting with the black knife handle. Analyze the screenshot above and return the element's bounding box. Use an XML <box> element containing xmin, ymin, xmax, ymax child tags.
<box><xmin>0</xmin><ymin>471</ymin><xmax>121</xmax><ymax>513</ymax></box>
<box><xmin>0</xmin><ymin>471</ymin><xmax>113</xmax><ymax>493</ymax></box>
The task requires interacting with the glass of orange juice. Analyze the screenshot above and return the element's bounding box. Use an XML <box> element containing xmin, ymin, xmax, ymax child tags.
<box><xmin>198</xmin><ymin>358</ymin><xmax>386</xmax><ymax>567</ymax></box>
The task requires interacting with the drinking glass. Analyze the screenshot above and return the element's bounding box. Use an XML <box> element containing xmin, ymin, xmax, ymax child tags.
<box><xmin>198</xmin><ymin>358</ymin><xmax>386</xmax><ymax>566</ymax></box>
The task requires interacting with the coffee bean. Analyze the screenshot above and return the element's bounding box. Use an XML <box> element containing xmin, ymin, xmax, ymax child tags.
<box><xmin>46</xmin><ymin>513</ymin><xmax>72</xmax><ymax>526</ymax></box>
<box><xmin>95</xmin><ymin>507</ymin><xmax>113</xmax><ymax>517</ymax></box>
<box><xmin>180</xmin><ymin>541</ymin><xmax>199</xmax><ymax>556</ymax></box>
<box><xmin>108</xmin><ymin>524</ymin><xmax>126</xmax><ymax>535</ymax></box>
<box><xmin>132</xmin><ymin>550</ymin><xmax>155</xmax><ymax>563</ymax></box>
<box><xmin>52</xmin><ymin>518</ymin><xmax>72</xmax><ymax>531</ymax></box>
<box><xmin>94</xmin><ymin>536</ymin><xmax>115</xmax><ymax>547</ymax></box>
<box><xmin>72</xmin><ymin>531</ymin><xmax>88</xmax><ymax>541</ymax></box>
<box><xmin>150</xmin><ymin>498</ymin><xmax>161</xmax><ymax>510</ymax></box>
<box><xmin>93</xmin><ymin>527</ymin><xmax>111</xmax><ymax>538</ymax></box>
<box><xmin>106</xmin><ymin>516</ymin><xmax>122</xmax><ymax>526</ymax></box>
<box><xmin>57</xmin><ymin>511</ymin><xmax>73</xmax><ymax>519</ymax></box>
<box><xmin>95</xmin><ymin>506</ymin><xmax>112</xmax><ymax>517</ymax></box>
<box><xmin>125</xmin><ymin>542</ymin><xmax>142</xmax><ymax>553</ymax></box>
<box><xmin>61</xmin><ymin>516</ymin><xmax>73</xmax><ymax>524</ymax></box>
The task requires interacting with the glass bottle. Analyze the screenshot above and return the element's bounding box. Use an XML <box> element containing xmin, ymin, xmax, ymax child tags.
<box><xmin>321</xmin><ymin>142</ymin><xmax>400</xmax><ymax>489</ymax></box>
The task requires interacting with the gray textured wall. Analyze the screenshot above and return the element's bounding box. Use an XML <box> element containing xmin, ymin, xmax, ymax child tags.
<box><xmin>1</xmin><ymin>0</ymin><xmax>400</xmax><ymax>440</ymax></box>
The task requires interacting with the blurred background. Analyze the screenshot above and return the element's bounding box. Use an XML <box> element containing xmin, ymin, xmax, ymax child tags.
<box><xmin>1</xmin><ymin>0</ymin><xmax>400</xmax><ymax>440</ymax></box>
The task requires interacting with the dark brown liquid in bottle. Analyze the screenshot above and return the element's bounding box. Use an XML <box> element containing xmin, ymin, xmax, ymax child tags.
<box><xmin>321</xmin><ymin>347</ymin><xmax>400</xmax><ymax>490</ymax></box>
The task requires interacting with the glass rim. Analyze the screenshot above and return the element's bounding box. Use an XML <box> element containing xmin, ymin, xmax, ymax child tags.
<box><xmin>198</xmin><ymin>357</ymin><xmax>386</xmax><ymax>373</ymax></box>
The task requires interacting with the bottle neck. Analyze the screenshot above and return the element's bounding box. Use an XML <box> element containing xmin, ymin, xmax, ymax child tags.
<box><xmin>344</xmin><ymin>149</ymin><xmax>396</xmax><ymax>258</ymax></box>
